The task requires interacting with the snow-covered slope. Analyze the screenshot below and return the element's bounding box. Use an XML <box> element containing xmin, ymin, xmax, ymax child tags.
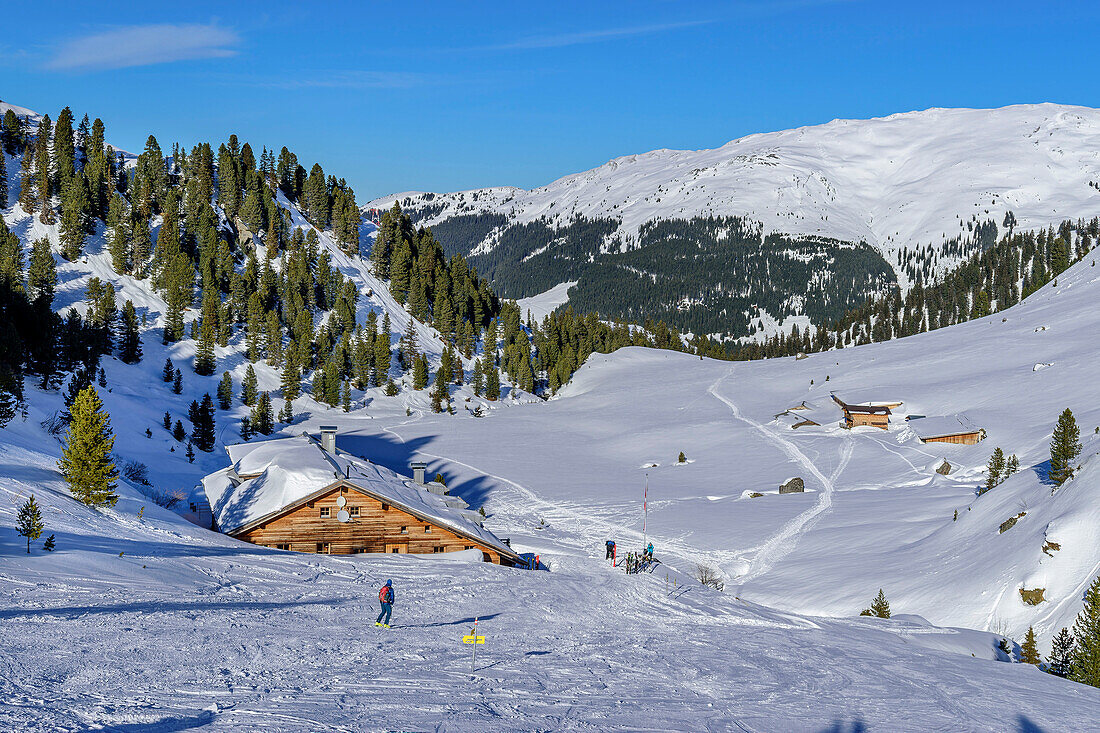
<box><xmin>4</xmin><ymin>367</ymin><xmax>1100</xmax><ymax>730</ymax></box>
<box><xmin>371</xmin><ymin>103</ymin><xmax>1100</xmax><ymax>284</ymax></box>
<box><xmin>345</xmin><ymin>249</ymin><xmax>1100</xmax><ymax>651</ymax></box>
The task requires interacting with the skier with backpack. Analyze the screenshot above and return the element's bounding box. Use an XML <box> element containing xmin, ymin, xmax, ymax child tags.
<box><xmin>376</xmin><ymin>579</ymin><xmax>395</xmax><ymax>628</ymax></box>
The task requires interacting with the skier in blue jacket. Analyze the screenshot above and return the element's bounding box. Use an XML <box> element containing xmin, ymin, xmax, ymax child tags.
<box><xmin>376</xmin><ymin>580</ymin><xmax>395</xmax><ymax>627</ymax></box>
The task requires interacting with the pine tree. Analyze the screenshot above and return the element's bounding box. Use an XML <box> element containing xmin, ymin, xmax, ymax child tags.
<box><xmin>341</xmin><ymin>380</ymin><xmax>351</xmax><ymax>412</ymax></box>
<box><xmin>1020</xmin><ymin>626</ymin><xmax>1041</xmax><ymax>664</ymax></box>
<box><xmin>1070</xmin><ymin>574</ymin><xmax>1100</xmax><ymax>687</ymax></box>
<box><xmin>162</xmin><ymin>358</ymin><xmax>175</xmax><ymax>382</ymax></box>
<box><xmin>240</xmin><ymin>415</ymin><xmax>253</xmax><ymax>441</ymax></box>
<box><xmin>279</xmin><ymin>399</ymin><xmax>294</xmax><ymax>424</ymax></box>
<box><xmin>280</xmin><ymin>355</ymin><xmax>300</xmax><ymax>402</ymax></box>
<box><xmin>172</xmin><ymin>368</ymin><xmax>183</xmax><ymax>394</ymax></box>
<box><xmin>375</xmin><ymin>318</ymin><xmax>392</xmax><ymax>381</ymax></box>
<box><xmin>1049</xmin><ymin>627</ymin><xmax>1075</xmax><ymax>678</ymax></box>
<box><xmin>984</xmin><ymin>447</ymin><xmax>1005</xmax><ymax>493</ymax></box>
<box><xmin>17</xmin><ymin>494</ymin><xmax>44</xmax><ymax>553</ymax></box>
<box><xmin>173</xmin><ymin>420</ymin><xmax>186</xmax><ymax>441</ymax></box>
<box><xmin>1006</xmin><ymin>453</ymin><xmax>1019</xmax><ymax>477</ymax></box>
<box><xmin>59</xmin><ymin>174</ymin><xmax>90</xmax><ymax>260</ymax></box>
<box><xmin>194</xmin><ymin>298</ymin><xmax>217</xmax><ymax>375</ymax></box>
<box><xmin>0</xmin><ymin>136</ymin><xmax>7</xmax><ymax>207</ymax></box>
<box><xmin>484</xmin><ymin>362</ymin><xmax>500</xmax><ymax>401</ymax></box>
<box><xmin>58</xmin><ymin>386</ymin><xmax>118</xmax><ymax>507</ymax></box>
<box><xmin>384</xmin><ymin>379</ymin><xmax>399</xmax><ymax>396</ymax></box>
<box><xmin>43</xmin><ymin>534</ymin><xmax>55</xmax><ymax>551</ymax></box>
<box><xmin>1050</xmin><ymin>408</ymin><xmax>1082</xmax><ymax>485</ymax></box>
<box><xmin>192</xmin><ymin>393</ymin><xmax>216</xmax><ymax>452</ymax></box>
<box><xmin>413</xmin><ymin>354</ymin><xmax>429</xmax><ymax>390</ymax></box>
<box><xmin>106</xmin><ymin>194</ymin><xmax>131</xmax><ymax>273</ymax></box>
<box><xmin>241</xmin><ymin>365</ymin><xmax>258</xmax><ymax>406</ymax></box>
<box><xmin>113</xmin><ymin>300</ymin><xmax>141</xmax><ymax>363</ymax></box>
<box><xmin>163</xmin><ymin>411</ymin><xmax>172</xmax><ymax>431</ymax></box>
<box><xmin>186</xmin><ymin>441</ymin><xmax>195</xmax><ymax>463</ymax></box>
<box><xmin>251</xmin><ymin>391</ymin><xmax>274</xmax><ymax>435</ymax></box>
<box><xmin>870</xmin><ymin>589</ymin><xmax>891</xmax><ymax>618</ymax></box>
<box><xmin>217</xmin><ymin>371</ymin><xmax>233</xmax><ymax>410</ymax></box>
<box><xmin>25</xmin><ymin>238</ymin><xmax>56</xmax><ymax>306</ymax></box>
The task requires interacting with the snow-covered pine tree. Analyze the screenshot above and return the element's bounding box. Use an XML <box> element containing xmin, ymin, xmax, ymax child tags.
<box><xmin>1048</xmin><ymin>627</ymin><xmax>1075</xmax><ymax>677</ymax></box>
<box><xmin>17</xmin><ymin>494</ymin><xmax>44</xmax><ymax>553</ymax></box>
<box><xmin>58</xmin><ymin>386</ymin><xmax>118</xmax><ymax>507</ymax></box>
<box><xmin>1070</xmin><ymin>574</ymin><xmax>1100</xmax><ymax>687</ymax></box>
<box><xmin>1006</xmin><ymin>453</ymin><xmax>1019</xmax><ymax>477</ymax></box>
<box><xmin>1050</xmin><ymin>408</ymin><xmax>1082</xmax><ymax>485</ymax></box>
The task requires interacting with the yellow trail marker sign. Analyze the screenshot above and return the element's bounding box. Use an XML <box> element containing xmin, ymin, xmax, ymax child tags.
<box><xmin>463</xmin><ymin>635</ymin><xmax>485</xmax><ymax>644</ymax></box>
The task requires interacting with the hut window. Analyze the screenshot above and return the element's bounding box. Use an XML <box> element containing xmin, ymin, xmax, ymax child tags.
<box><xmin>275</xmin><ymin>544</ymin><xmax>289</xmax><ymax>550</ymax></box>
<box><xmin>319</xmin><ymin>507</ymin><xmax>330</xmax><ymax>518</ymax></box>
<box><xmin>349</xmin><ymin>506</ymin><xmax>360</xmax><ymax>517</ymax></box>
<box><xmin>353</xmin><ymin>548</ymin><xmax>367</xmax><ymax>554</ymax></box>
<box><xmin>316</xmin><ymin>543</ymin><xmax>330</xmax><ymax>553</ymax></box>
<box><xmin>381</xmin><ymin>503</ymin><xmax>389</xmax><ymax>511</ymax></box>
<box><xmin>465</xmin><ymin>545</ymin><xmax>474</xmax><ymax>550</ymax></box>
<box><xmin>399</xmin><ymin>526</ymin><xmax>408</xmax><ymax>534</ymax></box>
<box><xmin>424</xmin><ymin>525</ymin><xmax>432</xmax><ymax>533</ymax></box>
<box><xmin>433</xmin><ymin>546</ymin><xmax>444</xmax><ymax>553</ymax></box>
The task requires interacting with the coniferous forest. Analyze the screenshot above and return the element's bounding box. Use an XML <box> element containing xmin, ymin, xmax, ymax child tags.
<box><xmin>1</xmin><ymin>102</ymin><xmax>1098</xmax><ymax>432</ymax></box>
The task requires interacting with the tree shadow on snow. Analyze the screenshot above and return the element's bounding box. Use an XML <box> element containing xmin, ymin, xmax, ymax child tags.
<box><xmin>8</xmin><ymin>527</ymin><xmax>282</xmax><ymax>562</ymax></box>
<box><xmin>0</xmin><ymin>595</ymin><xmax>347</xmax><ymax>621</ymax></box>
<box><xmin>817</xmin><ymin>719</ymin><xmax>865</xmax><ymax>733</ymax></box>
<box><xmin>398</xmin><ymin>612</ymin><xmax>502</xmax><ymax>629</ymax></box>
<box><xmin>79</xmin><ymin>709</ymin><xmax>215</xmax><ymax>732</ymax></box>
<box><xmin>335</xmin><ymin>431</ymin><xmax>496</xmax><ymax>513</ymax></box>
<box><xmin>1016</xmin><ymin>714</ymin><xmax>1049</xmax><ymax>732</ymax></box>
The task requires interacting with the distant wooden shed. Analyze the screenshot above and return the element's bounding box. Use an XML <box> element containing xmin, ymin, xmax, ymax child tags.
<box><xmin>910</xmin><ymin>415</ymin><xmax>986</xmax><ymax>445</ymax></box>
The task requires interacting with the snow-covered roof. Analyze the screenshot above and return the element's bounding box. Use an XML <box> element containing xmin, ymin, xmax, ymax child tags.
<box><xmin>910</xmin><ymin>414</ymin><xmax>983</xmax><ymax>439</ymax></box>
<box><xmin>203</xmin><ymin>434</ymin><xmax>518</xmax><ymax>559</ymax></box>
<box><xmin>833</xmin><ymin>392</ymin><xmax>903</xmax><ymax>408</ymax></box>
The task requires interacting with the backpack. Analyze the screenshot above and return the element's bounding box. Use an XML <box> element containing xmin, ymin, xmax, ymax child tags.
<box><xmin>379</xmin><ymin>585</ymin><xmax>392</xmax><ymax>603</ymax></box>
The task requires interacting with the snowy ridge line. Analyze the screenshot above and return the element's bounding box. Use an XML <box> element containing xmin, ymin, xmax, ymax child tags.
<box><xmin>371</xmin><ymin>103</ymin><xmax>1100</xmax><ymax>291</ymax></box>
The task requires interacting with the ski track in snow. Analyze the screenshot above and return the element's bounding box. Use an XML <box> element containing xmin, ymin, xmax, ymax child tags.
<box><xmin>707</xmin><ymin>365</ymin><xmax>853</xmax><ymax>585</ymax></box>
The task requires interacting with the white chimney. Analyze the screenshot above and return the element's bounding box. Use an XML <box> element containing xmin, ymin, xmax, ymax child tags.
<box><xmin>411</xmin><ymin>461</ymin><xmax>427</xmax><ymax>485</ymax></box>
<box><xmin>319</xmin><ymin>426</ymin><xmax>338</xmax><ymax>454</ymax></box>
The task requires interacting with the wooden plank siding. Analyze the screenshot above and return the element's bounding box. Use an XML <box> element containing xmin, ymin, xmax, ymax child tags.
<box><xmin>233</xmin><ymin>483</ymin><xmax>505</xmax><ymax>564</ymax></box>
<box><xmin>847</xmin><ymin>412</ymin><xmax>890</xmax><ymax>429</ymax></box>
<box><xmin>920</xmin><ymin>432</ymin><xmax>985</xmax><ymax>445</ymax></box>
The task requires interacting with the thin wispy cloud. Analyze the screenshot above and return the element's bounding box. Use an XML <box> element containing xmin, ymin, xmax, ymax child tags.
<box><xmin>485</xmin><ymin>19</ymin><xmax>713</xmax><ymax>51</ymax></box>
<box><xmin>46</xmin><ymin>23</ymin><xmax>240</xmax><ymax>71</ymax></box>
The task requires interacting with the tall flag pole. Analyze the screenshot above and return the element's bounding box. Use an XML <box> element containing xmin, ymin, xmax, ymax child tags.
<box><xmin>643</xmin><ymin>473</ymin><xmax>648</xmax><ymax>552</ymax></box>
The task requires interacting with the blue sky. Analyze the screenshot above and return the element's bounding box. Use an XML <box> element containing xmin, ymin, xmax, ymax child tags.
<box><xmin>4</xmin><ymin>1</ymin><xmax>1099</xmax><ymax>200</ymax></box>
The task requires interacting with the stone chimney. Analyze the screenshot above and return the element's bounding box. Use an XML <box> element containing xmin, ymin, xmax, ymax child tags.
<box><xmin>411</xmin><ymin>461</ymin><xmax>427</xmax><ymax>485</ymax></box>
<box><xmin>319</xmin><ymin>425</ymin><xmax>338</xmax><ymax>454</ymax></box>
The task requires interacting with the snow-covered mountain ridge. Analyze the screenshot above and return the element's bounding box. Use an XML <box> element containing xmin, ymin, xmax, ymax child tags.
<box><xmin>371</xmin><ymin>103</ymin><xmax>1100</xmax><ymax>274</ymax></box>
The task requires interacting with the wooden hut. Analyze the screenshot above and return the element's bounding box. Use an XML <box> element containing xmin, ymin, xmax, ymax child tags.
<box><xmin>831</xmin><ymin>395</ymin><xmax>893</xmax><ymax>429</ymax></box>
<box><xmin>202</xmin><ymin>430</ymin><xmax>522</xmax><ymax>565</ymax></box>
<box><xmin>910</xmin><ymin>415</ymin><xmax>986</xmax><ymax>445</ymax></box>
